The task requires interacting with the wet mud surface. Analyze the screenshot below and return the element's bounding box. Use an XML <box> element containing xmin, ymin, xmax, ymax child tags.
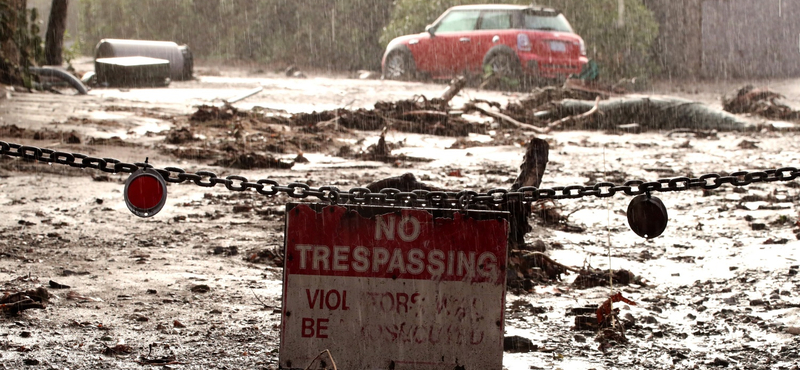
<box><xmin>1</xmin><ymin>65</ymin><xmax>800</xmax><ymax>369</ymax></box>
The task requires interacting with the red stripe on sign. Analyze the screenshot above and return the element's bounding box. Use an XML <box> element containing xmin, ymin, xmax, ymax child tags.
<box><xmin>285</xmin><ymin>205</ymin><xmax>508</xmax><ymax>285</ymax></box>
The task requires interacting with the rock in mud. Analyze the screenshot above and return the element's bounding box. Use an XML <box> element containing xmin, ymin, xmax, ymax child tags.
<box><xmin>503</xmin><ymin>335</ymin><xmax>537</xmax><ymax>353</ymax></box>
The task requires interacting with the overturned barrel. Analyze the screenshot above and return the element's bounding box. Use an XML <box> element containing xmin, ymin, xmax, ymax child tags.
<box><xmin>95</xmin><ymin>39</ymin><xmax>193</xmax><ymax>81</ymax></box>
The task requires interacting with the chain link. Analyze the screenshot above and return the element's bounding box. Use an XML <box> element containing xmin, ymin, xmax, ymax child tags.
<box><xmin>2</xmin><ymin>140</ymin><xmax>799</xmax><ymax>208</ymax></box>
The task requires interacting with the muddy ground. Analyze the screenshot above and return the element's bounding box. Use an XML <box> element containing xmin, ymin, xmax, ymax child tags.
<box><xmin>1</xmin><ymin>63</ymin><xmax>800</xmax><ymax>370</ymax></box>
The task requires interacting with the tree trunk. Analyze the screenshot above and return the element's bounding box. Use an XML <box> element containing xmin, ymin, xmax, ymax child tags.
<box><xmin>44</xmin><ymin>0</ymin><xmax>68</xmax><ymax>66</ymax></box>
<box><xmin>0</xmin><ymin>0</ymin><xmax>27</xmax><ymax>85</ymax></box>
<box><xmin>545</xmin><ymin>96</ymin><xmax>760</xmax><ymax>131</ymax></box>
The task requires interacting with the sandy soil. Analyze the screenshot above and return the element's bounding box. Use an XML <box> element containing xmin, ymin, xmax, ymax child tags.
<box><xmin>1</xmin><ymin>65</ymin><xmax>799</xmax><ymax>369</ymax></box>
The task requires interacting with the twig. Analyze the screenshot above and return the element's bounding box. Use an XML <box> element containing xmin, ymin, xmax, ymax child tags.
<box><xmin>316</xmin><ymin>116</ymin><xmax>341</xmax><ymax>129</ymax></box>
<box><xmin>250</xmin><ymin>288</ymin><xmax>270</xmax><ymax>309</ymax></box>
<box><xmin>398</xmin><ymin>110</ymin><xmax>450</xmax><ymax>119</ymax></box>
<box><xmin>304</xmin><ymin>349</ymin><xmax>338</xmax><ymax>370</ymax></box>
<box><xmin>545</xmin><ymin>96</ymin><xmax>601</xmax><ymax>132</ymax></box>
<box><xmin>527</xmin><ymin>251</ymin><xmax>581</xmax><ymax>273</ymax></box>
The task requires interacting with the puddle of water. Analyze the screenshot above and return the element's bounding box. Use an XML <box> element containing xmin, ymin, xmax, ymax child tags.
<box><xmin>77</xmin><ymin>114</ymin><xmax>171</xmax><ymax>140</ymax></box>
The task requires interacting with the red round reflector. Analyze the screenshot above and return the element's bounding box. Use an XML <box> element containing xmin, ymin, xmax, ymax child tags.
<box><xmin>124</xmin><ymin>168</ymin><xmax>168</xmax><ymax>217</ymax></box>
<box><xmin>127</xmin><ymin>175</ymin><xmax>163</xmax><ymax>210</ymax></box>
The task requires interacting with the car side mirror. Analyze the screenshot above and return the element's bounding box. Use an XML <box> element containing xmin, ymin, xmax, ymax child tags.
<box><xmin>425</xmin><ymin>24</ymin><xmax>435</xmax><ymax>37</ymax></box>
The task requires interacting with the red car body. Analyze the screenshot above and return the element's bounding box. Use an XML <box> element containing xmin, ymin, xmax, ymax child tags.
<box><xmin>382</xmin><ymin>4</ymin><xmax>588</xmax><ymax>82</ymax></box>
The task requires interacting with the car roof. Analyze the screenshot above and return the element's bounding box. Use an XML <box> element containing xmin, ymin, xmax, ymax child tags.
<box><xmin>448</xmin><ymin>4</ymin><xmax>558</xmax><ymax>12</ymax></box>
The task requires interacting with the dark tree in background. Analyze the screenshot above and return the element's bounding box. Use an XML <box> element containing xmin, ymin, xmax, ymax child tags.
<box><xmin>1</xmin><ymin>0</ymin><xmax>43</xmax><ymax>86</ymax></box>
<box><xmin>44</xmin><ymin>0</ymin><xmax>67</xmax><ymax>66</ymax></box>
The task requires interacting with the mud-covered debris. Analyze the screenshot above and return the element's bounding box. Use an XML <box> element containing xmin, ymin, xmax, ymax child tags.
<box><xmin>292</xmin><ymin>96</ymin><xmax>485</xmax><ymax>137</ymax></box>
<box><xmin>1</xmin><ymin>287</ymin><xmax>49</xmax><ymax>315</ymax></box>
<box><xmin>710</xmin><ymin>357</ymin><xmax>731</xmax><ymax>367</ymax></box>
<box><xmin>245</xmin><ymin>247</ymin><xmax>284</xmax><ymax>266</ymax></box>
<box><xmin>737</xmin><ymin>139</ymin><xmax>759</xmax><ymax>149</ymax></box>
<box><xmin>508</xmin><ymin>299</ymin><xmax>546</xmax><ymax>314</ymax></box>
<box><xmin>503</xmin><ymin>86</ymin><xmax>608</xmax><ymax>122</ymax></box>
<box><xmin>211</xmin><ymin>151</ymin><xmax>293</xmax><ymax>170</ymax></box>
<box><xmin>61</xmin><ymin>269</ymin><xmax>90</xmax><ymax>276</ymax></box>
<box><xmin>191</xmin><ymin>104</ymin><xmax>237</xmax><ymax>122</ymax></box>
<box><xmin>23</xmin><ymin>358</ymin><xmax>40</xmax><ymax>366</ymax></box>
<box><xmin>92</xmin><ymin>174</ymin><xmax>112</xmax><ymax>182</ymax></box>
<box><xmin>66</xmin><ymin>290</ymin><xmax>102</xmax><ymax>302</ymax></box>
<box><xmin>165</xmin><ymin>126</ymin><xmax>195</xmax><ymax>144</ymax></box>
<box><xmin>0</xmin><ymin>124</ymin><xmax>81</xmax><ymax>143</ymax></box>
<box><xmin>294</xmin><ymin>152</ymin><xmax>310</xmax><ymax>163</ymax></box>
<box><xmin>355</xmin><ymin>129</ymin><xmax>411</xmax><ymax>163</ymax></box>
<box><xmin>284</xmin><ymin>65</ymin><xmax>306</xmax><ymax>78</ymax></box>
<box><xmin>509</xmin><ymin>251</ymin><xmax>579</xmax><ymax>284</ymax></box>
<box><xmin>365</xmin><ymin>172</ymin><xmax>443</xmax><ymax>193</ymax></box>
<box><xmin>503</xmin><ymin>335</ymin><xmax>538</xmax><ymax>353</ymax></box>
<box><xmin>447</xmin><ymin>137</ymin><xmax>487</xmax><ymax>149</ymax></box>
<box><xmin>211</xmin><ymin>246</ymin><xmax>239</xmax><ymax>256</ymax></box>
<box><xmin>532</xmin><ymin>202</ymin><xmax>585</xmax><ymax>233</ymax></box>
<box><xmin>190</xmin><ymin>284</ymin><xmax>211</xmax><ymax>293</ymax></box>
<box><xmin>232</xmin><ymin>205</ymin><xmax>252</xmax><ymax>213</ymax></box>
<box><xmin>48</xmin><ymin>280</ymin><xmax>70</xmax><ymax>289</ymax></box>
<box><xmin>64</xmin><ymin>132</ymin><xmax>81</xmax><ymax>144</ymax></box>
<box><xmin>520</xmin><ymin>239</ymin><xmax>548</xmax><ymax>252</ymax></box>
<box><xmin>102</xmin><ymin>343</ymin><xmax>133</xmax><ymax>356</ymax></box>
<box><xmin>138</xmin><ymin>352</ymin><xmax>179</xmax><ymax>365</ymax></box>
<box><xmin>573</xmin><ymin>315</ymin><xmax>599</xmax><ymax>331</ymax></box>
<box><xmin>573</xmin><ymin>268</ymin><xmax>643</xmax><ymax>290</ymax></box>
<box><xmin>86</xmin><ymin>136</ymin><xmax>137</xmax><ymax>147</ymax></box>
<box><xmin>723</xmin><ymin>85</ymin><xmax>800</xmax><ymax>121</ymax></box>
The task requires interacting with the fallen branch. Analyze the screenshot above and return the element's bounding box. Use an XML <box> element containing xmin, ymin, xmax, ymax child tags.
<box><xmin>464</xmin><ymin>101</ymin><xmax>548</xmax><ymax>134</ymax></box>
<box><xmin>544</xmin><ymin>95</ymin><xmax>762</xmax><ymax>131</ymax></box>
<box><xmin>545</xmin><ymin>96</ymin><xmax>601</xmax><ymax>132</ymax></box>
<box><xmin>439</xmin><ymin>76</ymin><xmax>467</xmax><ymax>110</ymax></box>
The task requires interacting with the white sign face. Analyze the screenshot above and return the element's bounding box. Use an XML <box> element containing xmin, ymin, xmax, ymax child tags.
<box><xmin>280</xmin><ymin>204</ymin><xmax>508</xmax><ymax>370</ymax></box>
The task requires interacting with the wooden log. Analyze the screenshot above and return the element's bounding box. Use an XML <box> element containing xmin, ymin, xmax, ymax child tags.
<box><xmin>439</xmin><ymin>76</ymin><xmax>467</xmax><ymax>110</ymax></box>
<box><xmin>508</xmin><ymin>138</ymin><xmax>549</xmax><ymax>246</ymax></box>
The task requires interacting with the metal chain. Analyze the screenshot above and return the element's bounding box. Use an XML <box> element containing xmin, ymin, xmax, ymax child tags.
<box><xmin>2</xmin><ymin>140</ymin><xmax>799</xmax><ymax>208</ymax></box>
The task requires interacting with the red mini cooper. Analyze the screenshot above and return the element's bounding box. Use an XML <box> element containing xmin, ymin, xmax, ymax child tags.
<box><xmin>381</xmin><ymin>4</ymin><xmax>588</xmax><ymax>86</ymax></box>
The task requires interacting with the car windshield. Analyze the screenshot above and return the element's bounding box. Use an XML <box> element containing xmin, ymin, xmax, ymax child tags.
<box><xmin>522</xmin><ymin>12</ymin><xmax>574</xmax><ymax>33</ymax></box>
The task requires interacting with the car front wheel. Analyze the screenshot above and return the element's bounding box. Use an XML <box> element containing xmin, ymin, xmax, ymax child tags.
<box><xmin>383</xmin><ymin>51</ymin><xmax>416</xmax><ymax>81</ymax></box>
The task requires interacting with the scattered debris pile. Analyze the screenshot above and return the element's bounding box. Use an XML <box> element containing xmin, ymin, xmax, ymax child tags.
<box><xmin>0</xmin><ymin>124</ymin><xmax>81</xmax><ymax>143</ymax></box>
<box><xmin>723</xmin><ymin>85</ymin><xmax>800</xmax><ymax>121</ymax></box>
<box><xmin>292</xmin><ymin>82</ymin><xmax>483</xmax><ymax>136</ymax></box>
<box><xmin>1</xmin><ymin>287</ymin><xmax>48</xmax><ymax>315</ymax></box>
<box><xmin>573</xmin><ymin>268</ymin><xmax>645</xmax><ymax>289</ymax></box>
<box><xmin>167</xmin><ymin>80</ymin><xmax>790</xmax><ymax>171</ymax></box>
<box><xmin>190</xmin><ymin>104</ymin><xmax>239</xmax><ymax>122</ymax></box>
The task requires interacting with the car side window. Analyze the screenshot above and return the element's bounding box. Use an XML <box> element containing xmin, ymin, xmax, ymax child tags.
<box><xmin>478</xmin><ymin>11</ymin><xmax>513</xmax><ymax>30</ymax></box>
<box><xmin>435</xmin><ymin>10</ymin><xmax>481</xmax><ymax>33</ymax></box>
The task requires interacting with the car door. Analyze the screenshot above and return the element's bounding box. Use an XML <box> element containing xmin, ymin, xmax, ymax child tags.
<box><xmin>470</xmin><ymin>10</ymin><xmax>516</xmax><ymax>73</ymax></box>
<box><xmin>419</xmin><ymin>9</ymin><xmax>481</xmax><ymax>77</ymax></box>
